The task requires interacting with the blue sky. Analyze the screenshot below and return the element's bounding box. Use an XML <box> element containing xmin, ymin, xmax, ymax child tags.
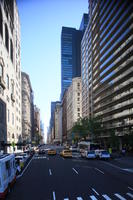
<box><xmin>17</xmin><ymin>0</ymin><xmax>88</xmax><ymax>140</ymax></box>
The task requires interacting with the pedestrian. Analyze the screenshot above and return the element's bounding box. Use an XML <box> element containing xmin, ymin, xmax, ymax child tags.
<box><xmin>16</xmin><ymin>165</ymin><xmax>21</xmax><ymax>175</ymax></box>
<box><xmin>121</xmin><ymin>148</ymin><xmax>126</xmax><ymax>156</ymax></box>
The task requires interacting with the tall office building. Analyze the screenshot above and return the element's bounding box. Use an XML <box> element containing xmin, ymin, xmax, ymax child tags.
<box><xmin>82</xmin><ymin>0</ymin><xmax>133</xmax><ymax>142</ymax></box>
<box><xmin>61</xmin><ymin>27</ymin><xmax>83</xmax><ymax>98</ymax></box>
<box><xmin>49</xmin><ymin>101</ymin><xmax>61</xmax><ymax>141</ymax></box>
<box><xmin>21</xmin><ymin>72</ymin><xmax>33</xmax><ymax>144</ymax></box>
<box><xmin>0</xmin><ymin>0</ymin><xmax>22</xmax><ymax>152</ymax></box>
<box><xmin>79</xmin><ymin>13</ymin><xmax>88</xmax><ymax>32</ymax></box>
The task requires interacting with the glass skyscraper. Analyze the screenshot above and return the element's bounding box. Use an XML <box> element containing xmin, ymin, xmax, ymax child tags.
<box><xmin>61</xmin><ymin>27</ymin><xmax>83</xmax><ymax>98</ymax></box>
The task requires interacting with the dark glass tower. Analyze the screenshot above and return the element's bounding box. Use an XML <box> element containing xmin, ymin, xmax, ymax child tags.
<box><xmin>79</xmin><ymin>13</ymin><xmax>88</xmax><ymax>32</ymax></box>
<box><xmin>61</xmin><ymin>27</ymin><xmax>83</xmax><ymax>98</ymax></box>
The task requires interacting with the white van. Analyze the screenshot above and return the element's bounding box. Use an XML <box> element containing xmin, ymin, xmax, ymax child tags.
<box><xmin>0</xmin><ymin>154</ymin><xmax>16</xmax><ymax>199</ymax></box>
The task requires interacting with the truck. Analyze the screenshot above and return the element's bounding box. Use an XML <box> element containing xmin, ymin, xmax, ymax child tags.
<box><xmin>0</xmin><ymin>154</ymin><xmax>16</xmax><ymax>199</ymax></box>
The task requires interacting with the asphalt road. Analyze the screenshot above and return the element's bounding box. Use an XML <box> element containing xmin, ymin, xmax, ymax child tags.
<box><xmin>7</xmin><ymin>150</ymin><xmax>133</xmax><ymax>200</ymax></box>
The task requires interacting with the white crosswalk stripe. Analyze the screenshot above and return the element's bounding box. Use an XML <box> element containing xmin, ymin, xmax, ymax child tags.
<box><xmin>114</xmin><ymin>193</ymin><xmax>127</xmax><ymax>200</ymax></box>
<box><xmin>90</xmin><ymin>195</ymin><xmax>98</xmax><ymax>200</ymax></box>
<box><xmin>126</xmin><ymin>192</ymin><xmax>133</xmax><ymax>198</ymax></box>
<box><xmin>62</xmin><ymin>192</ymin><xmax>133</xmax><ymax>200</ymax></box>
<box><xmin>102</xmin><ymin>194</ymin><xmax>112</xmax><ymax>200</ymax></box>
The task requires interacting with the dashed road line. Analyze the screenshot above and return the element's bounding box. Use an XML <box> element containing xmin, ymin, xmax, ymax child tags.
<box><xmin>90</xmin><ymin>195</ymin><xmax>98</xmax><ymax>200</ymax></box>
<box><xmin>114</xmin><ymin>193</ymin><xmax>127</xmax><ymax>200</ymax></box>
<box><xmin>128</xmin><ymin>186</ymin><xmax>133</xmax><ymax>191</ymax></box>
<box><xmin>102</xmin><ymin>194</ymin><xmax>112</xmax><ymax>200</ymax></box>
<box><xmin>91</xmin><ymin>188</ymin><xmax>99</xmax><ymax>196</ymax></box>
<box><xmin>102</xmin><ymin>162</ymin><xmax>122</xmax><ymax>170</ymax></box>
<box><xmin>49</xmin><ymin>169</ymin><xmax>52</xmax><ymax>175</ymax></box>
<box><xmin>126</xmin><ymin>192</ymin><xmax>133</xmax><ymax>198</ymax></box>
<box><xmin>94</xmin><ymin>168</ymin><xmax>104</xmax><ymax>175</ymax></box>
<box><xmin>53</xmin><ymin>191</ymin><xmax>56</xmax><ymax>200</ymax></box>
<box><xmin>123</xmin><ymin>168</ymin><xmax>133</xmax><ymax>173</ymax></box>
<box><xmin>72</xmin><ymin>167</ymin><xmax>79</xmax><ymax>175</ymax></box>
<box><xmin>77</xmin><ymin>197</ymin><xmax>83</xmax><ymax>200</ymax></box>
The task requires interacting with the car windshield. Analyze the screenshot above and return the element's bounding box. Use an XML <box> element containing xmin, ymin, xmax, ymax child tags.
<box><xmin>88</xmin><ymin>151</ymin><xmax>95</xmax><ymax>154</ymax></box>
<box><xmin>101</xmin><ymin>151</ymin><xmax>109</xmax><ymax>154</ymax></box>
<box><xmin>64</xmin><ymin>151</ymin><xmax>71</xmax><ymax>153</ymax></box>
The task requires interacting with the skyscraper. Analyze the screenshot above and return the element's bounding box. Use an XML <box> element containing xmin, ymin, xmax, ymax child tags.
<box><xmin>79</xmin><ymin>13</ymin><xmax>88</xmax><ymax>32</ymax></box>
<box><xmin>61</xmin><ymin>27</ymin><xmax>83</xmax><ymax>98</ymax></box>
<box><xmin>81</xmin><ymin>0</ymin><xmax>133</xmax><ymax>144</ymax></box>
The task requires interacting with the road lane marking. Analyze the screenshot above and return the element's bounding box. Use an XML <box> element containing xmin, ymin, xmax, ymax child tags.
<box><xmin>72</xmin><ymin>168</ymin><xmax>79</xmax><ymax>174</ymax></box>
<box><xmin>94</xmin><ymin>168</ymin><xmax>104</xmax><ymax>174</ymax></box>
<box><xmin>92</xmin><ymin>188</ymin><xmax>99</xmax><ymax>196</ymax></box>
<box><xmin>102</xmin><ymin>194</ymin><xmax>112</xmax><ymax>200</ymax></box>
<box><xmin>114</xmin><ymin>193</ymin><xmax>126</xmax><ymax>200</ymax></box>
<box><xmin>64</xmin><ymin>198</ymin><xmax>69</xmax><ymax>200</ymax></box>
<box><xmin>90</xmin><ymin>195</ymin><xmax>98</xmax><ymax>200</ymax></box>
<box><xmin>102</xmin><ymin>162</ymin><xmax>122</xmax><ymax>170</ymax></box>
<box><xmin>128</xmin><ymin>186</ymin><xmax>133</xmax><ymax>191</ymax></box>
<box><xmin>126</xmin><ymin>193</ymin><xmax>133</xmax><ymax>198</ymax></box>
<box><xmin>77</xmin><ymin>197</ymin><xmax>83</xmax><ymax>200</ymax></box>
<box><xmin>17</xmin><ymin>156</ymin><xmax>33</xmax><ymax>179</ymax></box>
<box><xmin>49</xmin><ymin>169</ymin><xmax>52</xmax><ymax>175</ymax></box>
<box><xmin>123</xmin><ymin>168</ymin><xmax>133</xmax><ymax>173</ymax></box>
<box><xmin>53</xmin><ymin>191</ymin><xmax>56</xmax><ymax>200</ymax></box>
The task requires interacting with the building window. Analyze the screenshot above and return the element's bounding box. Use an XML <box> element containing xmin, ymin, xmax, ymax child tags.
<box><xmin>6</xmin><ymin>74</ymin><xmax>9</xmax><ymax>89</ymax></box>
<box><xmin>10</xmin><ymin>39</ymin><xmax>13</xmax><ymax>62</ymax></box>
<box><xmin>11</xmin><ymin>81</ymin><xmax>14</xmax><ymax>94</ymax></box>
<box><xmin>77</xmin><ymin>108</ymin><xmax>80</xmax><ymax>112</ymax></box>
<box><xmin>12</xmin><ymin>133</ymin><xmax>14</xmax><ymax>139</ymax></box>
<box><xmin>0</xmin><ymin>63</ymin><xmax>3</xmax><ymax>77</ymax></box>
<box><xmin>0</xmin><ymin>7</ymin><xmax>3</xmax><ymax>38</ymax></box>
<box><xmin>5</xmin><ymin>23</ymin><xmax>9</xmax><ymax>51</ymax></box>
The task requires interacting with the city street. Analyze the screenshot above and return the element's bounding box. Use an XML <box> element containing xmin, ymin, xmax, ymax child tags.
<box><xmin>6</xmin><ymin>146</ymin><xmax>133</xmax><ymax>200</ymax></box>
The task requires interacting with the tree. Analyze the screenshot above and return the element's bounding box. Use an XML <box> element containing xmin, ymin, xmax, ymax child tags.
<box><xmin>71</xmin><ymin>117</ymin><xmax>89</xmax><ymax>141</ymax></box>
<box><xmin>88</xmin><ymin>117</ymin><xmax>102</xmax><ymax>141</ymax></box>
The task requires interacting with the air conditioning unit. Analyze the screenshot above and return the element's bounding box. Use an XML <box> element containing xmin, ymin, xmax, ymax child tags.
<box><xmin>0</xmin><ymin>76</ymin><xmax>6</xmax><ymax>89</ymax></box>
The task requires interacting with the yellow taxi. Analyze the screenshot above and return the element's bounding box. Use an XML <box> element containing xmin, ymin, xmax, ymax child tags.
<box><xmin>47</xmin><ymin>149</ymin><xmax>56</xmax><ymax>155</ymax></box>
<box><xmin>60</xmin><ymin>149</ymin><xmax>72</xmax><ymax>158</ymax></box>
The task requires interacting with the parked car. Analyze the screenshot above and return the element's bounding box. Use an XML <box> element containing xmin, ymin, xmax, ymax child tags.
<box><xmin>60</xmin><ymin>150</ymin><xmax>72</xmax><ymax>158</ymax></box>
<box><xmin>38</xmin><ymin>149</ymin><xmax>45</xmax><ymax>154</ymax></box>
<box><xmin>0</xmin><ymin>154</ymin><xmax>16</xmax><ymax>199</ymax></box>
<box><xmin>98</xmin><ymin>150</ymin><xmax>111</xmax><ymax>160</ymax></box>
<box><xmin>70</xmin><ymin>148</ymin><xmax>81</xmax><ymax>158</ymax></box>
<box><xmin>86</xmin><ymin>150</ymin><xmax>96</xmax><ymax>159</ymax></box>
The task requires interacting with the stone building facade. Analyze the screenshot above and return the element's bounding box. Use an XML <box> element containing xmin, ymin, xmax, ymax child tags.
<box><xmin>67</xmin><ymin>77</ymin><xmax>82</xmax><ymax>138</ymax></box>
<box><xmin>21</xmin><ymin>72</ymin><xmax>33</xmax><ymax>144</ymax></box>
<box><xmin>0</xmin><ymin>0</ymin><xmax>22</xmax><ymax>152</ymax></box>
